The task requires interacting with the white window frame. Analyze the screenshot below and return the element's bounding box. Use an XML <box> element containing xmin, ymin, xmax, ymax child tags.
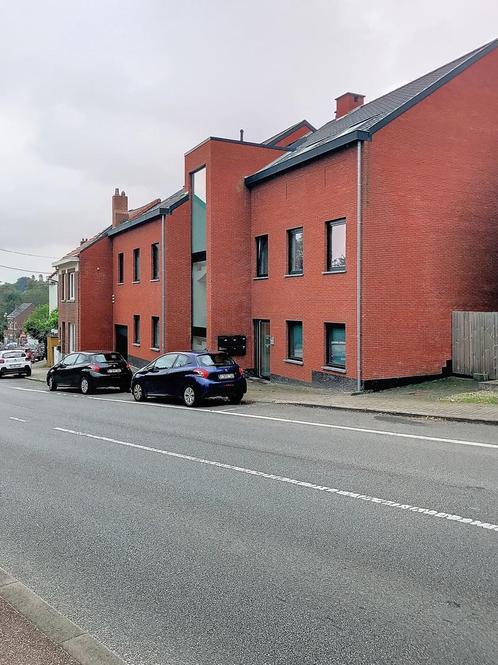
<box><xmin>68</xmin><ymin>271</ymin><xmax>75</xmax><ymax>301</ymax></box>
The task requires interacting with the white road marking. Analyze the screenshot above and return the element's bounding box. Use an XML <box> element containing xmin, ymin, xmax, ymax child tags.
<box><xmin>9</xmin><ymin>416</ymin><xmax>27</xmax><ymax>422</ymax></box>
<box><xmin>87</xmin><ymin>396</ymin><xmax>498</xmax><ymax>451</ymax></box>
<box><xmin>10</xmin><ymin>387</ymin><xmax>47</xmax><ymax>394</ymax></box>
<box><xmin>54</xmin><ymin>427</ymin><xmax>498</xmax><ymax>533</ymax></box>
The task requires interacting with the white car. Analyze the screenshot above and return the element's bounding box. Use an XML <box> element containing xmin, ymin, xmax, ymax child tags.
<box><xmin>0</xmin><ymin>349</ymin><xmax>32</xmax><ymax>378</ymax></box>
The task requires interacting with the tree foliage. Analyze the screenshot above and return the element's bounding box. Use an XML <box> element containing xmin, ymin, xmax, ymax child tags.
<box><xmin>23</xmin><ymin>305</ymin><xmax>58</xmax><ymax>341</ymax></box>
<box><xmin>0</xmin><ymin>277</ymin><xmax>49</xmax><ymax>335</ymax></box>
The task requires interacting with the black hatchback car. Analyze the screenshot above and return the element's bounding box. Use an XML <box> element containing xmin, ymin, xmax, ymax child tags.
<box><xmin>131</xmin><ymin>351</ymin><xmax>247</xmax><ymax>407</ymax></box>
<box><xmin>47</xmin><ymin>351</ymin><xmax>132</xmax><ymax>394</ymax></box>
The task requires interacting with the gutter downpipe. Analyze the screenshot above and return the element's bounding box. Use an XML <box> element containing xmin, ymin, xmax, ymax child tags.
<box><xmin>161</xmin><ymin>213</ymin><xmax>166</xmax><ymax>353</ymax></box>
<box><xmin>356</xmin><ymin>140</ymin><xmax>363</xmax><ymax>393</ymax></box>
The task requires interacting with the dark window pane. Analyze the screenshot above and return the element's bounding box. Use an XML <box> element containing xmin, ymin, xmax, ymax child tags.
<box><xmin>287</xmin><ymin>322</ymin><xmax>303</xmax><ymax>360</ymax></box>
<box><xmin>288</xmin><ymin>228</ymin><xmax>303</xmax><ymax>274</ymax></box>
<box><xmin>256</xmin><ymin>235</ymin><xmax>268</xmax><ymax>277</ymax></box>
<box><xmin>327</xmin><ymin>220</ymin><xmax>346</xmax><ymax>271</ymax></box>
<box><xmin>133</xmin><ymin>248</ymin><xmax>140</xmax><ymax>282</ymax></box>
<box><xmin>198</xmin><ymin>353</ymin><xmax>234</xmax><ymax>367</ymax></box>
<box><xmin>133</xmin><ymin>315</ymin><xmax>141</xmax><ymax>344</ymax></box>
<box><xmin>326</xmin><ymin>324</ymin><xmax>346</xmax><ymax>368</ymax></box>
<box><xmin>151</xmin><ymin>243</ymin><xmax>159</xmax><ymax>280</ymax></box>
<box><xmin>151</xmin><ymin>316</ymin><xmax>160</xmax><ymax>349</ymax></box>
<box><xmin>118</xmin><ymin>253</ymin><xmax>124</xmax><ymax>283</ymax></box>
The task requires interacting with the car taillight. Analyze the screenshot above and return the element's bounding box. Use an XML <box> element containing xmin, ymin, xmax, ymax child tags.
<box><xmin>238</xmin><ymin>367</ymin><xmax>244</xmax><ymax>376</ymax></box>
<box><xmin>126</xmin><ymin>363</ymin><xmax>131</xmax><ymax>370</ymax></box>
<box><xmin>193</xmin><ymin>368</ymin><xmax>209</xmax><ymax>379</ymax></box>
<box><xmin>89</xmin><ymin>363</ymin><xmax>100</xmax><ymax>372</ymax></box>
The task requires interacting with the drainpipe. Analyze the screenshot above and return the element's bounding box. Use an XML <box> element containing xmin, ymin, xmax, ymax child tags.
<box><xmin>356</xmin><ymin>140</ymin><xmax>363</xmax><ymax>393</ymax></box>
<box><xmin>161</xmin><ymin>213</ymin><xmax>166</xmax><ymax>353</ymax></box>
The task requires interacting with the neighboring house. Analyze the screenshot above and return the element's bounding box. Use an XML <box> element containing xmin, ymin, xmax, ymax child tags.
<box><xmin>52</xmin><ymin>229</ymin><xmax>112</xmax><ymax>354</ymax></box>
<box><xmin>48</xmin><ymin>273</ymin><xmax>58</xmax><ymax>314</ymax></box>
<box><xmin>55</xmin><ymin>39</ymin><xmax>498</xmax><ymax>389</ymax></box>
<box><xmin>4</xmin><ymin>303</ymin><xmax>35</xmax><ymax>344</ymax></box>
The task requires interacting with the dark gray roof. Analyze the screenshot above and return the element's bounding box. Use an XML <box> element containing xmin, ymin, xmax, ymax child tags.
<box><xmin>262</xmin><ymin>120</ymin><xmax>316</xmax><ymax>146</ymax></box>
<box><xmin>247</xmin><ymin>39</ymin><xmax>498</xmax><ymax>185</ymax></box>
<box><xmin>7</xmin><ymin>303</ymin><xmax>33</xmax><ymax>319</ymax></box>
<box><xmin>108</xmin><ymin>188</ymin><xmax>188</xmax><ymax>237</ymax></box>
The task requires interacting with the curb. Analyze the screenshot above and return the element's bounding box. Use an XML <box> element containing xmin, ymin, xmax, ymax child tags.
<box><xmin>0</xmin><ymin>566</ymin><xmax>128</xmax><ymax>665</ymax></box>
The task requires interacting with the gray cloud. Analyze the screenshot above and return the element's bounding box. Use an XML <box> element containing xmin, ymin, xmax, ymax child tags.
<box><xmin>0</xmin><ymin>0</ymin><xmax>496</xmax><ymax>282</ymax></box>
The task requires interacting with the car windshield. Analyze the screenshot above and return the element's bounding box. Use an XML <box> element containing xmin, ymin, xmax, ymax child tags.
<box><xmin>4</xmin><ymin>351</ymin><xmax>25</xmax><ymax>359</ymax></box>
<box><xmin>198</xmin><ymin>353</ymin><xmax>234</xmax><ymax>367</ymax></box>
<box><xmin>92</xmin><ymin>353</ymin><xmax>123</xmax><ymax>363</ymax></box>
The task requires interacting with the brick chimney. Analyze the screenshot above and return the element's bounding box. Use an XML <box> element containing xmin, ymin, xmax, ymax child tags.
<box><xmin>112</xmin><ymin>188</ymin><xmax>129</xmax><ymax>228</ymax></box>
<box><xmin>335</xmin><ymin>92</ymin><xmax>365</xmax><ymax>119</ymax></box>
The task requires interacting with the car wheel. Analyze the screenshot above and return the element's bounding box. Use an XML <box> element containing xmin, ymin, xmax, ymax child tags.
<box><xmin>183</xmin><ymin>384</ymin><xmax>199</xmax><ymax>407</ymax></box>
<box><xmin>48</xmin><ymin>375</ymin><xmax>57</xmax><ymax>391</ymax></box>
<box><xmin>228</xmin><ymin>391</ymin><xmax>244</xmax><ymax>405</ymax></box>
<box><xmin>132</xmin><ymin>382</ymin><xmax>147</xmax><ymax>402</ymax></box>
<box><xmin>80</xmin><ymin>376</ymin><xmax>93</xmax><ymax>395</ymax></box>
<box><xmin>25</xmin><ymin>367</ymin><xmax>32</xmax><ymax>377</ymax></box>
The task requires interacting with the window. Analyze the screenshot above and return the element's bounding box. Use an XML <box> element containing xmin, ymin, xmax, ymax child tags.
<box><xmin>133</xmin><ymin>248</ymin><xmax>140</xmax><ymax>282</ymax></box>
<box><xmin>287</xmin><ymin>228</ymin><xmax>303</xmax><ymax>275</ymax></box>
<box><xmin>151</xmin><ymin>316</ymin><xmax>160</xmax><ymax>350</ymax></box>
<box><xmin>174</xmin><ymin>354</ymin><xmax>191</xmax><ymax>368</ymax></box>
<box><xmin>67</xmin><ymin>322</ymin><xmax>75</xmax><ymax>353</ymax></box>
<box><xmin>155</xmin><ymin>353</ymin><xmax>177</xmax><ymax>369</ymax></box>
<box><xmin>326</xmin><ymin>219</ymin><xmax>346</xmax><ymax>271</ymax></box>
<box><xmin>133</xmin><ymin>315</ymin><xmax>141</xmax><ymax>345</ymax></box>
<box><xmin>326</xmin><ymin>323</ymin><xmax>346</xmax><ymax>369</ymax></box>
<box><xmin>287</xmin><ymin>321</ymin><xmax>303</xmax><ymax>361</ymax></box>
<box><xmin>68</xmin><ymin>271</ymin><xmax>75</xmax><ymax>300</ymax></box>
<box><xmin>192</xmin><ymin>260</ymin><xmax>207</xmax><ymax>328</ymax></box>
<box><xmin>192</xmin><ymin>167</ymin><xmax>206</xmax><ymax>253</ymax></box>
<box><xmin>75</xmin><ymin>354</ymin><xmax>88</xmax><ymax>365</ymax></box>
<box><xmin>118</xmin><ymin>253</ymin><xmax>124</xmax><ymax>283</ymax></box>
<box><xmin>256</xmin><ymin>235</ymin><xmax>268</xmax><ymax>277</ymax></box>
<box><xmin>63</xmin><ymin>353</ymin><xmax>78</xmax><ymax>366</ymax></box>
<box><xmin>151</xmin><ymin>243</ymin><xmax>159</xmax><ymax>280</ymax></box>
<box><xmin>60</xmin><ymin>273</ymin><xmax>65</xmax><ymax>301</ymax></box>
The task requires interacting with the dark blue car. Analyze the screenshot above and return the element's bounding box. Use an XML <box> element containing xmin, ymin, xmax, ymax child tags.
<box><xmin>131</xmin><ymin>351</ymin><xmax>247</xmax><ymax>407</ymax></box>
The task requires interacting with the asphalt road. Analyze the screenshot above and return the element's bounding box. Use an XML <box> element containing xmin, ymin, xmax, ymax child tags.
<box><xmin>0</xmin><ymin>376</ymin><xmax>497</xmax><ymax>665</ymax></box>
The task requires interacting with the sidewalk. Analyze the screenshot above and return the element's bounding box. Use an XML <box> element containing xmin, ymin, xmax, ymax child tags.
<box><xmin>27</xmin><ymin>362</ymin><xmax>498</xmax><ymax>423</ymax></box>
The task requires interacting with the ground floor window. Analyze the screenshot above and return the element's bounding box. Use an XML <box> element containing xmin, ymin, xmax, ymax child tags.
<box><xmin>68</xmin><ymin>322</ymin><xmax>76</xmax><ymax>353</ymax></box>
<box><xmin>326</xmin><ymin>323</ymin><xmax>345</xmax><ymax>368</ymax></box>
<box><xmin>151</xmin><ymin>316</ymin><xmax>160</xmax><ymax>350</ymax></box>
<box><xmin>287</xmin><ymin>321</ymin><xmax>303</xmax><ymax>361</ymax></box>
<box><xmin>133</xmin><ymin>315</ymin><xmax>141</xmax><ymax>345</ymax></box>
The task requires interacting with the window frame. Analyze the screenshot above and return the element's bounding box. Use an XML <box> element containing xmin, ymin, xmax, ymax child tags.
<box><xmin>325</xmin><ymin>323</ymin><xmax>346</xmax><ymax>370</ymax></box>
<box><xmin>133</xmin><ymin>248</ymin><xmax>140</xmax><ymax>283</ymax></box>
<box><xmin>287</xmin><ymin>320</ymin><xmax>303</xmax><ymax>362</ymax></box>
<box><xmin>255</xmin><ymin>234</ymin><xmax>269</xmax><ymax>278</ymax></box>
<box><xmin>68</xmin><ymin>271</ymin><xmax>75</xmax><ymax>301</ymax></box>
<box><xmin>287</xmin><ymin>227</ymin><xmax>304</xmax><ymax>275</ymax></box>
<box><xmin>133</xmin><ymin>314</ymin><xmax>141</xmax><ymax>345</ymax></box>
<box><xmin>151</xmin><ymin>242</ymin><xmax>160</xmax><ymax>281</ymax></box>
<box><xmin>117</xmin><ymin>253</ymin><xmax>124</xmax><ymax>284</ymax></box>
<box><xmin>326</xmin><ymin>219</ymin><xmax>346</xmax><ymax>273</ymax></box>
<box><xmin>151</xmin><ymin>316</ymin><xmax>160</xmax><ymax>350</ymax></box>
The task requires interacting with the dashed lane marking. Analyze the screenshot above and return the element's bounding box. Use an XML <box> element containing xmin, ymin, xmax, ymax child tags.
<box><xmin>9</xmin><ymin>417</ymin><xmax>27</xmax><ymax>422</ymax></box>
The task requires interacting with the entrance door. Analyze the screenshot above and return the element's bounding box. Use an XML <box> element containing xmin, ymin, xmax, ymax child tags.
<box><xmin>115</xmin><ymin>325</ymin><xmax>128</xmax><ymax>360</ymax></box>
<box><xmin>254</xmin><ymin>319</ymin><xmax>271</xmax><ymax>378</ymax></box>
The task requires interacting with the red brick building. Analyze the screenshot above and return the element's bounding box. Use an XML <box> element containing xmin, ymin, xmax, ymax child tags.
<box><xmin>54</xmin><ymin>39</ymin><xmax>498</xmax><ymax>390</ymax></box>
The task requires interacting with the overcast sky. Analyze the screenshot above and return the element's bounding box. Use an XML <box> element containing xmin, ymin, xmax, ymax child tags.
<box><xmin>0</xmin><ymin>0</ymin><xmax>496</xmax><ymax>283</ymax></box>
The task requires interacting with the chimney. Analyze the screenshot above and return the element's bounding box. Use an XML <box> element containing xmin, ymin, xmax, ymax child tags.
<box><xmin>112</xmin><ymin>188</ymin><xmax>129</xmax><ymax>228</ymax></box>
<box><xmin>335</xmin><ymin>92</ymin><xmax>365</xmax><ymax>119</ymax></box>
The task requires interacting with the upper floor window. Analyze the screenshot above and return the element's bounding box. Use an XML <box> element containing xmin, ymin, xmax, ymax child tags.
<box><xmin>133</xmin><ymin>248</ymin><xmax>140</xmax><ymax>282</ymax></box>
<box><xmin>192</xmin><ymin>167</ymin><xmax>206</xmax><ymax>254</ymax></box>
<box><xmin>68</xmin><ymin>271</ymin><xmax>75</xmax><ymax>300</ymax></box>
<box><xmin>287</xmin><ymin>227</ymin><xmax>303</xmax><ymax>275</ymax></box>
<box><xmin>326</xmin><ymin>323</ymin><xmax>346</xmax><ymax>369</ymax></box>
<box><xmin>118</xmin><ymin>253</ymin><xmax>124</xmax><ymax>283</ymax></box>
<box><xmin>151</xmin><ymin>243</ymin><xmax>159</xmax><ymax>281</ymax></box>
<box><xmin>60</xmin><ymin>273</ymin><xmax>65</xmax><ymax>301</ymax></box>
<box><xmin>287</xmin><ymin>321</ymin><xmax>303</xmax><ymax>361</ymax></box>
<box><xmin>256</xmin><ymin>235</ymin><xmax>268</xmax><ymax>277</ymax></box>
<box><xmin>326</xmin><ymin>219</ymin><xmax>346</xmax><ymax>272</ymax></box>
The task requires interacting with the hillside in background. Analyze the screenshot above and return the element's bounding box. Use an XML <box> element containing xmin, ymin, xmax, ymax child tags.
<box><xmin>0</xmin><ymin>276</ymin><xmax>49</xmax><ymax>334</ymax></box>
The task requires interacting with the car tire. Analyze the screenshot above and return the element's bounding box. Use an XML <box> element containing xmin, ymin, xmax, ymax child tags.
<box><xmin>183</xmin><ymin>384</ymin><xmax>199</xmax><ymax>407</ymax></box>
<box><xmin>228</xmin><ymin>391</ymin><xmax>244</xmax><ymax>405</ymax></box>
<box><xmin>25</xmin><ymin>367</ymin><xmax>32</xmax><ymax>377</ymax></box>
<box><xmin>80</xmin><ymin>376</ymin><xmax>93</xmax><ymax>395</ymax></box>
<box><xmin>48</xmin><ymin>375</ymin><xmax>57</xmax><ymax>391</ymax></box>
<box><xmin>132</xmin><ymin>382</ymin><xmax>147</xmax><ymax>402</ymax></box>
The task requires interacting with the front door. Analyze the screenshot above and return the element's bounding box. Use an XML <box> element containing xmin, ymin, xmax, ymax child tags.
<box><xmin>115</xmin><ymin>325</ymin><xmax>128</xmax><ymax>360</ymax></box>
<box><xmin>254</xmin><ymin>320</ymin><xmax>271</xmax><ymax>378</ymax></box>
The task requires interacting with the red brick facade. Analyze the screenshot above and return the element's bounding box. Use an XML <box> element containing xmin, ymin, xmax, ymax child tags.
<box><xmin>53</xmin><ymin>42</ymin><xmax>498</xmax><ymax>389</ymax></box>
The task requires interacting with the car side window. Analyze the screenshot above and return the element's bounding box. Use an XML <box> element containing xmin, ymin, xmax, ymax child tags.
<box><xmin>63</xmin><ymin>354</ymin><xmax>78</xmax><ymax>366</ymax></box>
<box><xmin>76</xmin><ymin>354</ymin><xmax>88</xmax><ymax>364</ymax></box>
<box><xmin>155</xmin><ymin>354</ymin><xmax>178</xmax><ymax>370</ymax></box>
<box><xmin>174</xmin><ymin>354</ymin><xmax>191</xmax><ymax>368</ymax></box>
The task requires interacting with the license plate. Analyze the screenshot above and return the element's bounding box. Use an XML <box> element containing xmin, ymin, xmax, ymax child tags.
<box><xmin>11</xmin><ymin>364</ymin><xmax>23</xmax><ymax>368</ymax></box>
<box><xmin>108</xmin><ymin>368</ymin><xmax>121</xmax><ymax>374</ymax></box>
<box><xmin>219</xmin><ymin>373</ymin><xmax>235</xmax><ymax>380</ymax></box>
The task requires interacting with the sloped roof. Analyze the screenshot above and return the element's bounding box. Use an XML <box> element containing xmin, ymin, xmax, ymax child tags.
<box><xmin>247</xmin><ymin>38</ymin><xmax>498</xmax><ymax>185</ymax></box>
<box><xmin>262</xmin><ymin>120</ymin><xmax>316</xmax><ymax>147</ymax></box>
<box><xmin>128</xmin><ymin>198</ymin><xmax>162</xmax><ymax>221</ymax></box>
<box><xmin>54</xmin><ymin>226</ymin><xmax>111</xmax><ymax>265</ymax></box>
<box><xmin>7</xmin><ymin>303</ymin><xmax>33</xmax><ymax>320</ymax></box>
<box><xmin>108</xmin><ymin>188</ymin><xmax>188</xmax><ymax>237</ymax></box>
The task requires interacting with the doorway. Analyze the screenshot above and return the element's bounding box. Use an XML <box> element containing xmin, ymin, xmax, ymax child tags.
<box><xmin>115</xmin><ymin>325</ymin><xmax>128</xmax><ymax>360</ymax></box>
<box><xmin>254</xmin><ymin>319</ymin><xmax>271</xmax><ymax>378</ymax></box>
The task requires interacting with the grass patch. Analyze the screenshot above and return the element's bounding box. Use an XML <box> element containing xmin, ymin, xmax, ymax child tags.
<box><xmin>441</xmin><ymin>392</ymin><xmax>498</xmax><ymax>405</ymax></box>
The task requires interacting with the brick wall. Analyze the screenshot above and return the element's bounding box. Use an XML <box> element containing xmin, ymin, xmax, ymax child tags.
<box><xmin>79</xmin><ymin>236</ymin><xmax>113</xmax><ymax>351</ymax></box>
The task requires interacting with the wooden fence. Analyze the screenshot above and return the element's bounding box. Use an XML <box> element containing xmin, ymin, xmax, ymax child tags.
<box><xmin>452</xmin><ymin>311</ymin><xmax>498</xmax><ymax>380</ymax></box>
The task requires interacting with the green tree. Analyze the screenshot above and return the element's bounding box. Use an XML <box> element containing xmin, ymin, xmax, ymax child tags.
<box><xmin>23</xmin><ymin>305</ymin><xmax>58</xmax><ymax>342</ymax></box>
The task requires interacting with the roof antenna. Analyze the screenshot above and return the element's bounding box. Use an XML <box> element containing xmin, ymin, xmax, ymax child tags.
<box><xmin>240</xmin><ymin>129</ymin><xmax>244</xmax><ymax>142</ymax></box>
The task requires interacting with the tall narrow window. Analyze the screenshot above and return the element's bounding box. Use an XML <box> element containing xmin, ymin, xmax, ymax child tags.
<box><xmin>287</xmin><ymin>228</ymin><xmax>303</xmax><ymax>275</ymax></box>
<box><xmin>256</xmin><ymin>235</ymin><xmax>268</xmax><ymax>277</ymax></box>
<box><xmin>118</xmin><ymin>253</ymin><xmax>124</xmax><ymax>283</ymax></box>
<box><xmin>133</xmin><ymin>315</ymin><xmax>141</xmax><ymax>345</ymax></box>
<box><xmin>192</xmin><ymin>168</ymin><xmax>207</xmax><ymax>253</ymax></box>
<box><xmin>151</xmin><ymin>316</ymin><xmax>160</xmax><ymax>350</ymax></box>
<box><xmin>287</xmin><ymin>321</ymin><xmax>303</xmax><ymax>361</ymax></box>
<box><xmin>60</xmin><ymin>273</ymin><xmax>65</xmax><ymax>301</ymax></box>
<box><xmin>151</xmin><ymin>243</ymin><xmax>159</xmax><ymax>280</ymax></box>
<box><xmin>68</xmin><ymin>272</ymin><xmax>75</xmax><ymax>300</ymax></box>
<box><xmin>326</xmin><ymin>219</ymin><xmax>346</xmax><ymax>271</ymax></box>
<box><xmin>133</xmin><ymin>248</ymin><xmax>140</xmax><ymax>282</ymax></box>
<box><xmin>326</xmin><ymin>323</ymin><xmax>346</xmax><ymax>369</ymax></box>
